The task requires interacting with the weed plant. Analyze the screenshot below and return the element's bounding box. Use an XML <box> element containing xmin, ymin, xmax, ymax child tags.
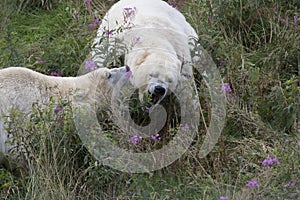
<box><xmin>0</xmin><ymin>0</ymin><xmax>299</xmax><ymax>199</ymax></box>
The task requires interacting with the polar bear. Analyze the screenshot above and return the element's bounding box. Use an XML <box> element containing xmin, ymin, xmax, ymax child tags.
<box><xmin>90</xmin><ymin>0</ymin><xmax>198</xmax><ymax>107</ymax></box>
<box><xmin>0</xmin><ymin>66</ymin><xmax>129</xmax><ymax>163</ymax></box>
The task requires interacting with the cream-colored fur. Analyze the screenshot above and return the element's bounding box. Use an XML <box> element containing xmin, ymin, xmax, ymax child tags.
<box><xmin>0</xmin><ymin>66</ymin><xmax>127</xmax><ymax>161</ymax></box>
<box><xmin>91</xmin><ymin>0</ymin><xmax>198</xmax><ymax>100</ymax></box>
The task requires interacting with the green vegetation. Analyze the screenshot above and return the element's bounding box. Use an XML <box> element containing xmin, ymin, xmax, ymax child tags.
<box><xmin>0</xmin><ymin>0</ymin><xmax>299</xmax><ymax>199</ymax></box>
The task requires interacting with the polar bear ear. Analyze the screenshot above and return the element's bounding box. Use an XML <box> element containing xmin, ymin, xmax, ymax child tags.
<box><xmin>125</xmin><ymin>65</ymin><xmax>130</xmax><ymax>72</ymax></box>
<box><xmin>107</xmin><ymin>72</ymin><xmax>112</xmax><ymax>79</ymax></box>
<box><xmin>180</xmin><ymin>62</ymin><xmax>193</xmax><ymax>79</ymax></box>
<box><xmin>107</xmin><ymin>66</ymin><xmax>129</xmax><ymax>85</ymax></box>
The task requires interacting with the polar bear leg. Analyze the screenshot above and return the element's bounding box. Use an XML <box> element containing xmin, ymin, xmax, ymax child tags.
<box><xmin>0</xmin><ymin>120</ymin><xmax>8</xmax><ymax>165</ymax></box>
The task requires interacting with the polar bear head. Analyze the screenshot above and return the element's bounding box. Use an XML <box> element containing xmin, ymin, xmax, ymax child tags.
<box><xmin>126</xmin><ymin>50</ymin><xmax>181</xmax><ymax>107</ymax></box>
<box><xmin>76</xmin><ymin>66</ymin><xmax>131</xmax><ymax>107</ymax></box>
<box><xmin>107</xmin><ymin>65</ymin><xmax>131</xmax><ymax>86</ymax></box>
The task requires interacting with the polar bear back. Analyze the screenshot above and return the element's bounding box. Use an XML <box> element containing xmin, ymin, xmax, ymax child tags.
<box><xmin>0</xmin><ymin>67</ymin><xmax>76</xmax><ymax>115</ymax></box>
<box><xmin>0</xmin><ymin>66</ymin><xmax>126</xmax><ymax>158</ymax></box>
<box><xmin>97</xmin><ymin>0</ymin><xmax>197</xmax><ymax>39</ymax></box>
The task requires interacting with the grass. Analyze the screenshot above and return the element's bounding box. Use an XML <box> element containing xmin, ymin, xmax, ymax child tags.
<box><xmin>0</xmin><ymin>0</ymin><xmax>299</xmax><ymax>199</ymax></box>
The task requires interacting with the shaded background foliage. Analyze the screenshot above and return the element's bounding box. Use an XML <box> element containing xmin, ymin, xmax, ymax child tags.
<box><xmin>0</xmin><ymin>0</ymin><xmax>299</xmax><ymax>199</ymax></box>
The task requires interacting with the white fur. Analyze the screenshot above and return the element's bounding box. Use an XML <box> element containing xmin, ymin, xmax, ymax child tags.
<box><xmin>0</xmin><ymin>67</ymin><xmax>126</xmax><ymax>159</ymax></box>
<box><xmin>91</xmin><ymin>0</ymin><xmax>198</xmax><ymax>99</ymax></box>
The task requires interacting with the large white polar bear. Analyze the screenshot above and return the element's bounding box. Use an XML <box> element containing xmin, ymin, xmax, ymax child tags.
<box><xmin>91</xmin><ymin>0</ymin><xmax>198</xmax><ymax>106</ymax></box>
<box><xmin>0</xmin><ymin>66</ymin><xmax>128</xmax><ymax>162</ymax></box>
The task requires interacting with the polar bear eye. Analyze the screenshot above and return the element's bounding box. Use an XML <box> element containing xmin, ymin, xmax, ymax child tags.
<box><xmin>167</xmin><ymin>78</ymin><xmax>173</xmax><ymax>83</ymax></box>
<box><xmin>149</xmin><ymin>72</ymin><xmax>158</xmax><ymax>78</ymax></box>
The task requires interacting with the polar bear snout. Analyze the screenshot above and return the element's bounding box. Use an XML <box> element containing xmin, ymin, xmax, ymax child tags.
<box><xmin>152</xmin><ymin>85</ymin><xmax>166</xmax><ymax>96</ymax></box>
<box><xmin>149</xmin><ymin>83</ymin><xmax>167</xmax><ymax>96</ymax></box>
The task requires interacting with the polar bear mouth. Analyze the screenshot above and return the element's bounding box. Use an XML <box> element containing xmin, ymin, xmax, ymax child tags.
<box><xmin>144</xmin><ymin>94</ymin><xmax>164</xmax><ymax>112</ymax></box>
<box><xmin>150</xmin><ymin>92</ymin><xmax>162</xmax><ymax>105</ymax></box>
<box><xmin>145</xmin><ymin>84</ymin><xmax>167</xmax><ymax>112</ymax></box>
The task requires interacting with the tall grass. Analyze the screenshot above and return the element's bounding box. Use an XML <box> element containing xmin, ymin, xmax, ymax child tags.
<box><xmin>0</xmin><ymin>0</ymin><xmax>299</xmax><ymax>199</ymax></box>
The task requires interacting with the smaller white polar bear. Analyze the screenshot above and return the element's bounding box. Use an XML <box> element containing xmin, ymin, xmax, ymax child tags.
<box><xmin>0</xmin><ymin>66</ymin><xmax>128</xmax><ymax>162</ymax></box>
<box><xmin>91</xmin><ymin>0</ymin><xmax>198</xmax><ymax>107</ymax></box>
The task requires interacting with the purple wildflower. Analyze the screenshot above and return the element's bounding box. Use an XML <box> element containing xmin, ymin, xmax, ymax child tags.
<box><xmin>85</xmin><ymin>60</ymin><xmax>97</xmax><ymax>71</ymax></box>
<box><xmin>168</xmin><ymin>1</ymin><xmax>176</xmax><ymax>6</ymax></box>
<box><xmin>220</xmin><ymin>196</ymin><xmax>228</xmax><ymax>200</ymax></box>
<box><xmin>262</xmin><ymin>156</ymin><xmax>280</xmax><ymax>167</ymax></box>
<box><xmin>294</xmin><ymin>16</ymin><xmax>297</xmax><ymax>23</ymax></box>
<box><xmin>130</xmin><ymin>136</ymin><xmax>142</xmax><ymax>144</ymax></box>
<box><xmin>285</xmin><ymin>181</ymin><xmax>296</xmax><ymax>187</ymax></box>
<box><xmin>88</xmin><ymin>23</ymin><xmax>94</xmax><ymax>28</ymax></box>
<box><xmin>131</xmin><ymin>36</ymin><xmax>141</xmax><ymax>46</ymax></box>
<box><xmin>151</xmin><ymin>133</ymin><xmax>161</xmax><ymax>140</ymax></box>
<box><xmin>124</xmin><ymin>7</ymin><xmax>134</xmax><ymax>12</ymax></box>
<box><xmin>245</xmin><ymin>180</ymin><xmax>259</xmax><ymax>188</ymax></box>
<box><xmin>93</xmin><ymin>17</ymin><xmax>102</xmax><ymax>24</ymax></box>
<box><xmin>84</xmin><ymin>0</ymin><xmax>92</xmax><ymax>3</ymax></box>
<box><xmin>221</xmin><ymin>83</ymin><xmax>232</xmax><ymax>93</ymax></box>
<box><xmin>125</xmin><ymin>70</ymin><xmax>133</xmax><ymax>78</ymax></box>
<box><xmin>123</xmin><ymin>7</ymin><xmax>136</xmax><ymax>22</ymax></box>
<box><xmin>180</xmin><ymin>124</ymin><xmax>190</xmax><ymax>131</ymax></box>
<box><xmin>123</xmin><ymin>7</ymin><xmax>136</xmax><ymax>16</ymax></box>
<box><xmin>105</xmin><ymin>29</ymin><xmax>113</xmax><ymax>36</ymax></box>
<box><xmin>298</xmin><ymin>128</ymin><xmax>300</xmax><ymax>133</ymax></box>
<box><xmin>262</xmin><ymin>159</ymin><xmax>267</xmax><ymax>166</ymax></box>
<box><xmin>135</xmin><ymin>36</ymin><xmax>141</xmax><ymax>42</ymax></box>
<box><xmin>219</xmin><ymin>60</ymin><xmax>226</xmax><ymax>67</ymax></box>
<box><xmin>51</xmin><ymin>71</ymin><xmax>60</xmax><ymax>77</ymax></box>
<box><xmin>54</xmin><ymin>107</ymin><xmax>63</xmax><ymax>113</ymax></box>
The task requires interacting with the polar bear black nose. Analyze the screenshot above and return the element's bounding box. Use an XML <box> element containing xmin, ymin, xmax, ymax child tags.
<box><xmin>154</xmin><ymin>85</ymin><xmax>166</xmax><ymax>96</ymax></box>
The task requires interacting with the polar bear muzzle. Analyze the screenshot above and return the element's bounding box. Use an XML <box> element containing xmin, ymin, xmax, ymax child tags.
<box><xmin>148</xmin><ymin>84</ymin><xmax>167</xmax><ymax>102</ymax></box>
<box><xmin>144</xmin><ymin>82</ymin><xmax>168</xmax><ymax>111</ymax></box>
